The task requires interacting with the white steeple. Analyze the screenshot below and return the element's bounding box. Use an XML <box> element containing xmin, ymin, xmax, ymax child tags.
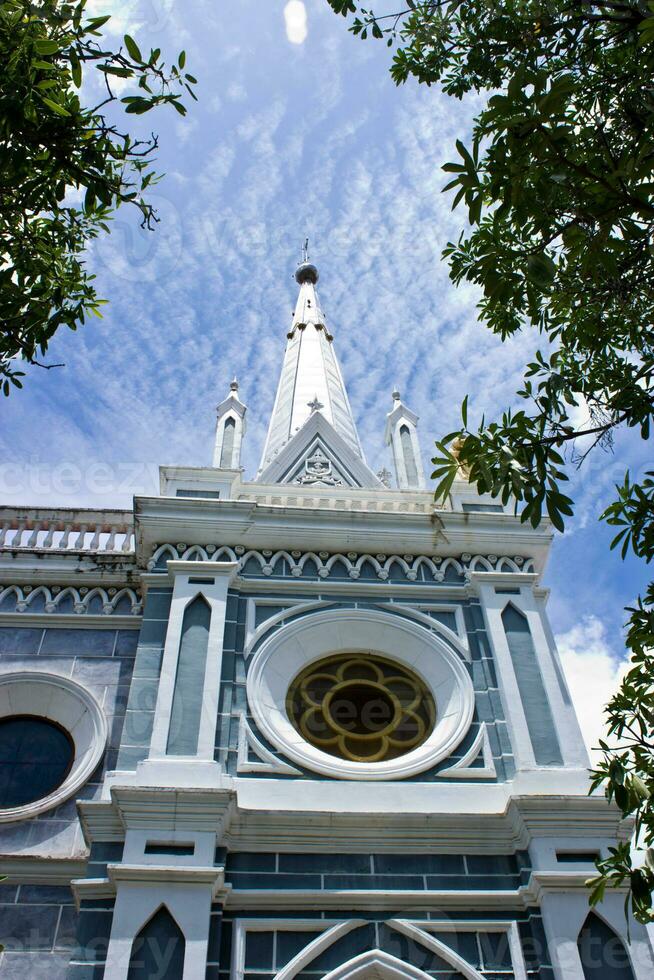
<box><xmin>213</xmin><ymin>378</ymin><xmax>246</xmax><ymax>470</ymax></box>
<box><xmin>258</xmin><ymin>255</ymin><xmax>365</xmax><ymax>474</ymax></box>
<box><xmin>385</xmin><ymin>387</ymin><xmax>426</xmax><ymax>490</ymax></box>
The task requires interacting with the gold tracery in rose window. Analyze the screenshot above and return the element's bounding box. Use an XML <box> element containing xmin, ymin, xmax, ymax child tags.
<box><xmin>287</xmin><ymin>652</ymin><xmax>436</xmax><ymax>763</ymax></box>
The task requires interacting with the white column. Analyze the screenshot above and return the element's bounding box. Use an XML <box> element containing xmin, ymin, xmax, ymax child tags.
<box><xmin>520</xmin><ymin>587</ymin><xmax>589</xmax><ymax>769</ymax></box>
<box><xmin>474</xmin><ymin>578</ymin><xmax>537</xmax><ymax>770</ymax></box>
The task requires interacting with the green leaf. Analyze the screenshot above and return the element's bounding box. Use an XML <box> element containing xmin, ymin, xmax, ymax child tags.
<box><xmin>526</xmin><ymin>253</ymin><xmax>556</xmax><ymax>289</ymax></box>
<box><xmin>124</xmin><ymin>34</ymin><xmax>142</xmax><ymax>62</ymax></box>
<box><xmin>39</xmin><ymin>95</ymin><xmax>71</xmax><ymax>117</ymax></box>
<box><xmin>70</xmin><ymin>54</ymin><xmax>82</xmax><ymax>88</ymax></box>
<box><xmin>34</xmin><ymin>39</ymin><xmax>60</xmax><ymax>55</ymax></box>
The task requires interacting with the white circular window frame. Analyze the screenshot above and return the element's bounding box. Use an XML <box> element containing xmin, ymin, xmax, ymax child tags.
<box><xmin>246</xmin><ymin>608</ymin><xmax>475</xmax><ymax>780</ymax></box>
<box><xmin>0</xmin><ymin>671</ymin><xmax>108</xmax><ymax>822</ymax></box>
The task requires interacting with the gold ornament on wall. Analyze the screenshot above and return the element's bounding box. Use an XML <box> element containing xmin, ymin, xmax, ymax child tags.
<box><xmin>287</xmin><ymin>652</ymin><xmax>436</xmax><ymax>763</ymax></box>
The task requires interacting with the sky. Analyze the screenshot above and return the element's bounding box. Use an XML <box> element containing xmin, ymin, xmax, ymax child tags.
<box><xmin>1</xmin><ymin>0</ymin><xmax>651</xmax><ymax>756</ymax></box>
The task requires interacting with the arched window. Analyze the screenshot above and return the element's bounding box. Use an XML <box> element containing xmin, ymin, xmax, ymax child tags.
<box><xmin>400</xmin><ymin>424</ymin><xmax>418</xmax><ymax>486</ymax></box>
<box><xmin>128</xmin><ymin>906</ymin><xmax>185</xmax><ymax>979</ymax></box>
<box><xmin>167</xmin><ymin>594</ymin><xmax>211</xmax><ymax>755</ymax></box>
<box><xmin>220</xmin><ymin>416</ymin><xmax>236</xmax><ymax>468</ymax></box>
<box><xmin>577</xmin><ymin>912</ymin><xmax>635</xmax><ymax>980</ymax></box>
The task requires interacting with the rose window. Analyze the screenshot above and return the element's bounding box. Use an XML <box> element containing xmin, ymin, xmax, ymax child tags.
<box><xmin>287</xmin><ymin>652</ymin><xmax>436</xmax><ymax>763</ymax></box>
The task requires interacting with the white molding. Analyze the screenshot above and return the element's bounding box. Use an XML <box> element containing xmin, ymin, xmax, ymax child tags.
<box><xmin>147</xmin><ymin>542</ymin><xmax>535</xmax><ymax>583</ymax></box>
<box><xmin>387</xmin><ymin>921</ymin><xmax>485</xmax><ymax>980</ymax></box>
<box><xmin>439</xmin><ymin>724</ymin><xmax>497</xmax><ymax>780</ymax></box>
<box><xmin>379</xmin><ymin>601</ymin><xmax>469</xmax><ymax>661</ymax></box>
<box><xmin>0</xmin><ymin>671</ymin><xmax>107</xmax><ymax>822</ymax></box>
<box><xmin>237</xmin><ymin>713</ymin><xmax>302</xmax><ymax>776</ymax></box>
<box><xmin>0</xmin><ymin>612</ymin><xmax>140</xmax><ymax>629</ymax></box>
<box><xmin>321</xmin><ymin>950</ymin><xmax>453</xmax><ymax>980</ymax></box>
<box><xmin>246</xmin><ymin>607</ymin><xmax>475</xmax><ymax>781</ymax></box>
<box><xmin>2</xmin><ymin>856</ymin><xmax>87</xmax><ymax>885</ymax></box>
<box><xmin>390</xmin><ymin>919</ymin><xmax>527</xmax><ymax>980</ymax></box>
<box><xmin>244</xmin><ymin>597</ymin><xmax>328</xmax><ymax>659</ymax></box>
<box><xmin>262</xmin><ymin>920</ymin><xmax>363</xmax><ymax>980</ymax></box>
<box><xmin>0</xmin><ymin>582</ymin><xmax>141</xmax><ymax>617</ymax></box>
<box><xmin>223</xmin><ymin>888</ymin><xmax>523</xmax><ymax>912</ymax></box>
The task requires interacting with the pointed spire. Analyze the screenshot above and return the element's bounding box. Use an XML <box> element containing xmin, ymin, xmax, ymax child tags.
<box><xmin>384</xmin><ymin>388</ymin><xmax>426</xmax><ymax>490</ymax></box>
<box><xmin>214</xmin><ymin>377</ymin><xmax>247</xmax><ymax>470</ymax></box>
<box><xmin>258</xmin><ymin>253</ymin><xmax>364</xmax><ymax>473</ymax></box>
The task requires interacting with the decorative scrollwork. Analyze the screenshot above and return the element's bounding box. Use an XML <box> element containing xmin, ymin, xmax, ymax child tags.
<box><xmin>287</xmin><ymin>652</ymin><xmax>436</xmax><ymax>763</ymax></box>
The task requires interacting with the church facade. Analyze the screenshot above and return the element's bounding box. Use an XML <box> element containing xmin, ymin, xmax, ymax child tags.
<box><xmin>0</xmin><ymin>258</ymin><xmax>652</xmax><ymax>979</ymax></box>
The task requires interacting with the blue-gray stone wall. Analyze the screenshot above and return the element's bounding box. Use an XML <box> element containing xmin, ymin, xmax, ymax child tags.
<box><xmin>0</xmin><ymin>625</ymin><xmax>137</xmax><ymax>978</ymax></box>
<box><xmin>0</xmin><ymin>882</ymin><xmax>77</xmax><ymax>979</ymax></box>
<box><xmin>115</xmin><ymin>585</ymin><xmax>171</xmax><ymax>770</ymax></box>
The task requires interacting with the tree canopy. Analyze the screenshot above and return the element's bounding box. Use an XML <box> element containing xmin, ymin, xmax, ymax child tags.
<box><xmin>0</xmin><ymin>0</ymin><xmax>196</xmax><ymax>393</ymax></box>
<box><xmin>327</xmin><ymin>0</ymin><xmax>654</xmax><ymax>921</ymax></box>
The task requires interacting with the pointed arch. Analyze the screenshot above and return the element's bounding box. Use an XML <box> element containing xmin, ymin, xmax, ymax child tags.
<box><xmin>148</xmin><ymin>543</ymin><xmax>177</xmax><ymax>570</ymax></box>
<box><xmin>400</xmin><ymin>424</ymin><xmax>419</xmax><ymax>487</ymax></box>
<box><xmin>577</xmin><ymin>912</ymin><xmax>636</xmax><ymax>979</ymax></box>
<box><xmin>23</xmin><ymin>586</ymin><xmax>50</xmax><ymax>612</ymax></box>
<box><xmin>220</xmin><ymin>414</ymin><xmax>237</xmax><ymax>467</ymax></box>
<box><xmin>180</xmin><ymin>545</ymin><xmax>209</xmax><ymax>562</ymax></box>
<box><xmin>0</xmin><ymin>586</ymin><xmax>21</xmax><ymax>611</ymax></box>
<box><xmin>127</xmin><ymin>904</ymin><xmax>185</xmax><ymax>979</ymax></box>
<box><xmin>321</xmin><ymin>948</ymin><xmax>467</xmax><ymax>980</ymax></box>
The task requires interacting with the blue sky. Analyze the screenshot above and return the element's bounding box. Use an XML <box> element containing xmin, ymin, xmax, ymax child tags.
<box><xmin>2</xmin><ymin>0</ymin><xmax>650</xmax><ymax>748</ymax></box>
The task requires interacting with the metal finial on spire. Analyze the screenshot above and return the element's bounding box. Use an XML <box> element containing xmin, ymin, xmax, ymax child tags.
<box><xmin>392</xmin><ymin>387</ymin><xmax>401</xmax><ymax>402</ymax></box>
<box><xmin>296</xmin><ymin>237</ymin><xmax>319</xmax><ymax>284</ymax></box>
<box><xmin>230</xmin><ymin>377</ymin><xmax>239</xmax><ymax>393</ymax></box>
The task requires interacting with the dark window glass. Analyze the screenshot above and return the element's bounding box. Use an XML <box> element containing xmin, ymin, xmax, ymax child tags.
<box><xmin>128</xmin><ymin>906</ymin><xmax>185</xmax><ymax>979</ymax></box>
<box><xmin>0</xmin><ymin>715</ymin><xmax>74</xmax><ymax>808</ymax></box>
<box><xmin>578</xmin><ymin>912</ymin><xmax>635</xmax><ymax>979</ymax></box>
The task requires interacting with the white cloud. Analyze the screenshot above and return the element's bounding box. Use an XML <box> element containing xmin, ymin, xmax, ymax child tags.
<box><xmin>557</xmin><ymin>616</ymin><xmax>630</xmax><ymax>758</ymax></box>
<box><xmin>284</xmin><ymin>1</ymin><xmax>308</xmax><ymax>45</ymax></box>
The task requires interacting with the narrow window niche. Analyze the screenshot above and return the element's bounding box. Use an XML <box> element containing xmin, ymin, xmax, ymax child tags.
<box><xmin>167</xmin><ymin>595</ymin><xmax>211</xmax><ymax>756</ymax></box>
<box><xmin>501</xmin><ymin>604</ymin><xmax>563</xmax><ymax>766</ymax></box>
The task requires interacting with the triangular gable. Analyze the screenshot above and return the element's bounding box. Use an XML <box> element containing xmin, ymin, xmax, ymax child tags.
<box><xmin>257</xmin><ymin>412</ymin><xmax>382</xmax><ymax>489</ymax></box>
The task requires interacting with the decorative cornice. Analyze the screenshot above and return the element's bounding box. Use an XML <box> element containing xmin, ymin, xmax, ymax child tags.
<box><xmin>147</xmin><ymin>544</ymin><xmax>534</xmax><ymax>582</ymax></box>
<box><xmin>0</xmin><ymin>856</ymin><xmax>88</xmax><ymax>885</ymax></box>
<box><xmin>77</xmin><ymin>784</ymin><xmax>627</xmax><ymax>854</ymax></box>
<box><xmin>0</xmin><ymin>583</ymin><xmax>142</xmax><ymax>616</ymax></box>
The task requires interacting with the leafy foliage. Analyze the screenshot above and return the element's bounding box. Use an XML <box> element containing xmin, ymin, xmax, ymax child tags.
<box><xmin>0</xmin><ymin>0</ymin><xmax>196</xmax><ymax>393</ymax></box>
<box><xmin>327</xmin><ymin>0</ymin><xmax>654</xmax><ymax>920</ymax></box>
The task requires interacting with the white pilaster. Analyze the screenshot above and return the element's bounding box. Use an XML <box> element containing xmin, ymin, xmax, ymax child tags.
<box><xmin>473</xmin><ymin>579</ymin><xmax>537</xmax><ymax>771</ymax></box>
<box><xmin>149</xmin><ymin>560</ymin><xmax>239</xmax><ymax>762</ymax></box>
<box><xmin>540</xmin><ymin>890</ymin><xmax>654</xmax><ymax>979</ymax></box>
<box><xmin>103</xmin><ymin>867</ymin><xmax>223</xmax><ymax>980</ymax></box>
